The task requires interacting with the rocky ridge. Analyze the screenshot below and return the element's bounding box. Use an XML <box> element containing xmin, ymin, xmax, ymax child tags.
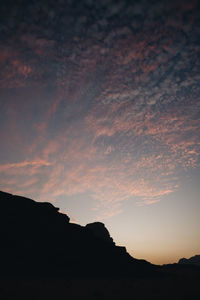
<box><xmin>0</xmin><ymin>191</ymin><xmax>155</xmax><ymax>277</ymax></box>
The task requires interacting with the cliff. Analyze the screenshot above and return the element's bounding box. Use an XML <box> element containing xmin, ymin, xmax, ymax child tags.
<box><xmin>0</xmin><ymin>191</ymin><xmax>155</xmax><ymax>277</ymax></box>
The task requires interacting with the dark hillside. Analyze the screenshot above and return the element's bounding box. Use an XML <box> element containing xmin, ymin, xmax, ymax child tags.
<box><xmin>0</xmin><ymin>191</ymin><xmax>156</xmax><ymax>277</ymax></box>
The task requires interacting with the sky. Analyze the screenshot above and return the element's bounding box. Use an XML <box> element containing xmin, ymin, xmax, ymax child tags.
<box><xmin>0</xmin><ymin>0</ymin><xmax>200</xmax><ymax>264</ymax></box>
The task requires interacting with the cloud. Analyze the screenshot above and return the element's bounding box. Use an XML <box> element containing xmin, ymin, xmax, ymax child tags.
<box><xmin>0</xmin><ymin>0</ymin><xmax>199</xmax><ymax>219</ymax></box>
<box><xmin>0</xmin><ymin>159</ymin><xmax>51</xmax><ymax>173</ymax></box>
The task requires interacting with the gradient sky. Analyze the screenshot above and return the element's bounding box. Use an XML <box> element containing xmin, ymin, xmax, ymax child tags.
<box><xmin>0</xmin><ymin>0</ymin><xmax>200</xmax><ymax>264</ymax></box>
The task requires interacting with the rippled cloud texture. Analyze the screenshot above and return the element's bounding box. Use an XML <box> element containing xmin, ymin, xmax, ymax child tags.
<box><xmin>0</xmin><ymin>0</ymin><xmax>199</xmax><ymax>220</ymax></box>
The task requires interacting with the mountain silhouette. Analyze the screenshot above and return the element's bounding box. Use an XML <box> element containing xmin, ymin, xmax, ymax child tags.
<box><xmin>178</xmin><ymin>255</ymin><xmax>200</xmax><ymax>266</ymax></box>
<box><xmin>0</xmin><ymin>190</ymin><xmax>157</xmax><ymax>277</ymax></box>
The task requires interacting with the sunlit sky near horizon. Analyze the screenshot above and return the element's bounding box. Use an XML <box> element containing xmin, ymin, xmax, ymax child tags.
<box><xmin>0</xmin><ymin>0</ymin><xmax>200</xmax><ymax>264</ymax></box>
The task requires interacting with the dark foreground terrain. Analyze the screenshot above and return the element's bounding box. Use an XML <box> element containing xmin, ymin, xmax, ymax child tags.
<box><xmin>0</xmin><ymin>191</ymin><xmax>199</xmax><ymax>299</ymax></box>
<box><xmin>1</xmin><ymin>271</ymin><xmax>200</xmax><ymax>300</ymax></box>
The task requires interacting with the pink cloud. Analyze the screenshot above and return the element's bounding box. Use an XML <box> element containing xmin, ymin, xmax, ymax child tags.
<box><xmin>0</xmin><ymin>159</ymin><xmax>50</xmax><ymax>171</ymax></box>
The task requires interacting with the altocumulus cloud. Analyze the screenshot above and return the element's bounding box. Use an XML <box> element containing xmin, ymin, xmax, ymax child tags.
<box><xmin>0</xmin><ymin>0</ymin><xmax>199</xmax><ymax>219</ymax></box>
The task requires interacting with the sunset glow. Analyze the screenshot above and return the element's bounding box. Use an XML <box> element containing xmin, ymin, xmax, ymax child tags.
<box><xmin>0</xmin><ymin>0</ymin><xmax>199</xmax><ymax>264</ymax></box>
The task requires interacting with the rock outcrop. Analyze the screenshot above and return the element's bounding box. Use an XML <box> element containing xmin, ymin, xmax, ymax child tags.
<box><xmin>86</xmin><ymin>222</ymin><xmax>115</xmax><ymax>245</ymax></box>
<box><xmin>0</xmin><ymin>190</ymin><xmax>155</xmax><ymax>277</ymax></box>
